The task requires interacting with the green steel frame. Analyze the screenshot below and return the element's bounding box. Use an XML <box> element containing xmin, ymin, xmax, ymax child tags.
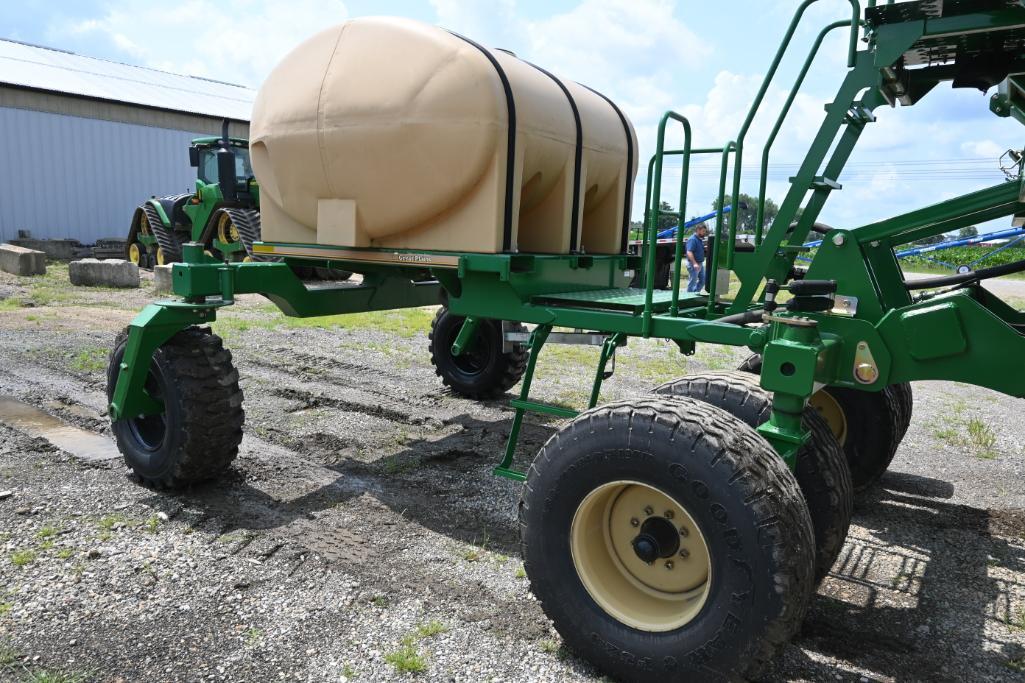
<box><xmin>109</xmin><ymin>0</ymin><xmax>1025</xmax><ymax>477</ymax></box>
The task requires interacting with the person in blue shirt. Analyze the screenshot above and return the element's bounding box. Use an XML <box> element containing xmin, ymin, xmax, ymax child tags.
<box><xmin>685</xmin><ymin>222</ymin><xmax>709</xmax><ymax>292</ymax></box>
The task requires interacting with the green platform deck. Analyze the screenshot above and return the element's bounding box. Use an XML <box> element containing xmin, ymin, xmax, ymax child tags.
<box><xmin>531</xmin><ymin>288</ymin><xmax>706</xmax><ymax>314</ymax></box>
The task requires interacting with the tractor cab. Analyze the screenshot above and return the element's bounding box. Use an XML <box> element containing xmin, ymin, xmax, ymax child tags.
<box><xmin>188</xmin><ymin>136</ymin><xmax>255</xmax><ymax>204</ymax></box>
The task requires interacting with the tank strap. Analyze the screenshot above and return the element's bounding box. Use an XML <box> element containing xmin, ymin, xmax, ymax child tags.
<box><xmin>447</xmin><ymin>31</ymin><xmax>517</xmax><ymax>252</ymax></box>
<box><xmin>580</xmin><ymin>85</ymin><xmax>634</xmax><ymax>253</ymax></box>
<box><xmin>521</xmin><ymin>60</ymin><xmax>584</xmax><ymax>253</ymax></box>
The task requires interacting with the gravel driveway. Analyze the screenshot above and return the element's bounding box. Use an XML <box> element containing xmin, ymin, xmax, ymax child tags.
<box><xmin>0</xmin><ymin>265</ymin><xmax>1023</xmax><ymax>682</ymax></box>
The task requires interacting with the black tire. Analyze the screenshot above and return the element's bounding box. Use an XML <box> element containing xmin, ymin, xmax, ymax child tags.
<box><xmin>738</xmin><ymin>354</ymin><xmax>905</xmax><ymax>492</ymax></box>
<box><xmin>654</xmin><ymin>260</ymin><xmax>671</xmax><ymax>290</ymax></box>
<box><xmin>654</xmin><ymin>371</ymin><xmax>852</xmax><ymax>583</ymax></box>
<box><xmin>313</xmin><ymin>266</ymin><xmax>352</xmax><ymax>281</ymax></box>
<box><xmin>106</xmin><ymin>326</ymin><xmax>244</xmax><ymax>488</ymax></box>
<box><xmin>520</xmin><ymin>396</ymin><xmax>815</xmax><ymax>682</ymax></box>
<box><xmin>428</xmin><ymin>307</ymin><xmax>527</xmax><ymax>399</ymax></box>
<box><xmin>889</xmin><ymin>381</ymin><xmax>913</xmax><ymax>441</ymax></box>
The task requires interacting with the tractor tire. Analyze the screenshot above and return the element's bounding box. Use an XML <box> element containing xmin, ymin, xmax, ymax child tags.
<box><xmin>739</xmin><ymin>354</ymin><xmax>906</xmax><ymax>492</ymax></box>
<box><xmin>520</xmin><ymin>396</ymin><xmax>815</xmax><ymax>682</ymax></box>
<box><xmin>889</xmin><ymin>381</ymin><xmax>914</xmax><ymax>441</ymax></box>
<box><xmin>428</xmin><ymin>307</ymin><xmax>527</xmax><ymax>399</ymax></box>
<box><xmin>106</xmin><ymin>326</ymin><xmax>244</xmax><ymax>488</ymax></box>
<box><xmin>653</xmin><ymin>371</ymin><xmax>852</xmax><ymax>583</ymax></box>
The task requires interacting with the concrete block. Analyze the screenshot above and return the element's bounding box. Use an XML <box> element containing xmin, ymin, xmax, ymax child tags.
<box><xmin>69</xmin><ymin>258</ymin><xmax>139</xmax><ymax>288</ymax></box>
<box><xmin>0</xmin><ymin>243</ymin><xmax>46</xmax><ymax>276</ymax></box>
<box><xmin>8</xmin><ymin>238</ymin><xmax>80</xmax><ymax>261</ymax></box>
<box><xmin>153</xmin><ymin>265</ymin><xmax>173</xmax><ymax>293</ymax></box>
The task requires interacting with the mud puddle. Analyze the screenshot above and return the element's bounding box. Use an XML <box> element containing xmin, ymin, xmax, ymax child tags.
<box><xmin>0</xmin><ymin>396</ymin><xmax>120</xmax><ymax>461</ymax></box>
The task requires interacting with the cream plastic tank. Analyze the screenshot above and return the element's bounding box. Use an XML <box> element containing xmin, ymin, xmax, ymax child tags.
<box><xmin>251</xmin><ymin>17</ymin><xmax>638</xmax><ymax>255</ymax></box>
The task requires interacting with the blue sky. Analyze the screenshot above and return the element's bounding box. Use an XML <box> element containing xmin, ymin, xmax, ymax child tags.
<box><xmin>5</xmin><ymin>0</ymin><xmax>1021</xmax><ymax>234</ymax></box>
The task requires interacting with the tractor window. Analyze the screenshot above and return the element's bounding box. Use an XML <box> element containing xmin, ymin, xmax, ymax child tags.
<box><xmin>197</xmin><ymin>147</ymin><xmax>254</xmax><ymax>186</ymax></box>
<box><xmin>199</xmin><ymin>151</ymin><xmax>219</xmax><ymax>185</ymax></box>
<box><xmin>234</xmin><ymin>148</ymin><xmax>254</xmax><ymax>183</ymax></box>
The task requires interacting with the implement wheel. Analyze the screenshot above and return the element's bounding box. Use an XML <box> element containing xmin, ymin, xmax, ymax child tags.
<box><xmin>106</xmin><ymin>327</ymin><xmax>244</xmax><ymax>488</ymax></box>
<box><xmin>739</xmin><ymin>354</ymin><xmax>909</xmax><ymax>492</ymax></box>
<box><xmin>429</xmin><ymin>307</ymin><xmax>527</xmax><ymax>399</ymax></box>
<box><xmin>155</xmin><ymin>247</ymin><xmax>170</xmax><ymax>267</ymax></box>
<box><xmin>520</xmin><ymin>397</ymin><xmax>815</xmax><ymax>682</ymax></box>
<box><xmin>654</xmin><ymin>371</ymin><xmax>852</xmax><ymax>583</ymax></box>
<box><xmin>127</xmin><ymin>243</ymin><xmax>143</xmax><ymax>266</ymax></box>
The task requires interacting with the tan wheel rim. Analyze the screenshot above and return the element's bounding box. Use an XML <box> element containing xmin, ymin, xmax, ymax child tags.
<box><xmin>128</xmin><ymin>243</ymin><xmax>141</xmax><ymax>265</ymax></box>
<box><xmin>242</xmin><ymin>255</ymin><xmax>253</xmax><ymax>263</ymax></box>
<box><xmin>139</xmin><ymin>212</ymin><xmax>151</xmax><ymax>236</ymax></box>
<box><xmin>156</xmin><ymin>248</ymin><xmax>167</xmax><ymax>266</ymax></box>
<box><xmin>570</xmin><ymin>480</ymin><xmax>711</xmax><ymax>632</ymax></box>
<box><xmin>217</xmin><ymin>212</ymin><xmax>240</xmax><ymax>244</ymax></box>
<box><xmin>810</xmin><ymin>390</ymin><xmax>847</xmax><ymax>445</ymax></box>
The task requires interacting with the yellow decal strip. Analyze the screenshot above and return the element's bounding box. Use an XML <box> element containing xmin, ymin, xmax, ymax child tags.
<box><xmin>254</xmin><ymin>244</ymin><xmax>460</xmax><ymax>268</ymax></box>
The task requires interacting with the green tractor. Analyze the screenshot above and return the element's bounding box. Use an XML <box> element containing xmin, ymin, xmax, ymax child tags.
<box><xmin>126</xmin><ymin>122</ymin><xmax>260</xmax><ymax>268</ymax></box>
<box><xmin>125</xmin><ymin>121</ymin><xmax>349</xmax><ymax>281</ymax></box>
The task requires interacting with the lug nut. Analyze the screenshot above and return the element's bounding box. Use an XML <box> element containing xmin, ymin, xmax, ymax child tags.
<box><xmin>644</xmin><ymin>506</ymin><xmax>654</xmax><ymax>516</ymax></box>
<box><xmin>663</xmin><ymin>510</ymin><xmax>674</xmax><ymax>520</ymax></box>
<box><xmin>679</xmin><ymin>526</ymin><xmax>689</xmax><ymax>537</ymax></box>
<box><xmin>679</xmin><ymin>548</ymin><xmax>690</xmax><ymax>559</ymax></box>
<box><xmin>630</xmin><ymin>518</ymin><xmax>640</xmax><ymax>527</ymax></box>
<box><xmin>664</xmin><ymin>560</ymin><xmax>674</xmax><ymax>570</ymax></box>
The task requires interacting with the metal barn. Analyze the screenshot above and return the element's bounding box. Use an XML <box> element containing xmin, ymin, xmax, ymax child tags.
<box><xmin>0</xmin><ymin>38</ymin><xmax>253</xmax><ymax>245</ymax></box>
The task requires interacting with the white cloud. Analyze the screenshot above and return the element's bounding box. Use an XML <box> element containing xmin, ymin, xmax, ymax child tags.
<box><xmin>61</xmin><ymin>0</ymin><xmax>349</xmax><ymax>87</ymax></box>
<box><xmin>960</xmin><ymin>139</ymin><xmax>1009</xmax><ymax>160</ymax></box>
<box><xmin>429</xmin><ymin>0</ymin><xmax>520</xmax><ymax>45</ymax></box>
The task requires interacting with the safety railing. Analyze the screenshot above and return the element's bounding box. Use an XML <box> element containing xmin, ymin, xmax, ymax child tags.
<box><xmin>639</xmin><ymin>0</ymin><xmax>863</xmax><ymax>326</ymax></box>
<box><xmin>725</xmin><ymin>0</ymin><xmax>861</xmax><ymax>270</ymax></box>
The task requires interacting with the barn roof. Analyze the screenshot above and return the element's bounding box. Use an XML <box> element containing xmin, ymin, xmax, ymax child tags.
<box><xmin>0</xmin><ymin>37</ymin><xmax>254</xmax><ymax>121</ymax></box>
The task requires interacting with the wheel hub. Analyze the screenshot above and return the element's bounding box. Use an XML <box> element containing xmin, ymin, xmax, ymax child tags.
<box><xmin>570</xmin><ymin>480</ymin><xmax>712</xmax><ymax>632</ymax></box>
<box><xmin>810</xmin><ymin>390</ymin><xmax>847</xmax><ymax>445</ymax></box>
<box><xmin>631</xmin><ymin>516</ymin><xmax>680</xmax><ymax>563</ymax></box>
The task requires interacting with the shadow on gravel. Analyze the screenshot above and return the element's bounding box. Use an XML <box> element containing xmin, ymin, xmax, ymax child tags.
<box><xmin>783</xmin><ymin>471</ymin><xmax>1025</xmax><ymax>681</ymax></box>
<box><xmin>142</xmin><ymin>413</ymin><xmax>560</xmax><ymax>557</ymax></box>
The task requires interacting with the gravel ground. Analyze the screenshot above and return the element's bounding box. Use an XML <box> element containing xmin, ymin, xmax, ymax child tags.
<box><xmin>0</xmin><ymin>265</ymin><xmax>1023</xmax><ymax>682</ymax></box>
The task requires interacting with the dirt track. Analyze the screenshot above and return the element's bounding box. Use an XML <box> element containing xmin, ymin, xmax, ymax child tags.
<box><xmin>1</xmin><ymin>265</ymin><xmax>1024</xmax><ymax>682</ymax></box>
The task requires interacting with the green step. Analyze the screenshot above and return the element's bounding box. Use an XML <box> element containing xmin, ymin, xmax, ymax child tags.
<box><xmin>510</xmin><ymin>399</ymin><xmax>578</xmax><ymax>419</ymax></box>
<box><xmin>532</xmin><ymin>287</ymin><xmax>706</xmax><ymax>314</ymax></box>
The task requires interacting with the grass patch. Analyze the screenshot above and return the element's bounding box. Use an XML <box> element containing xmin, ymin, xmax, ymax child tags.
<box><xmin>414</xmin><ymin>620</ymin><xmax>448</xmax><ymax>639</ymax></box>
<box><xmin>214</xmin><ymin>305</ymin><xmax>437</xmax><ymax>342</ymax></box>
<box><xmin>514</xmin><ymin>565</ymin><xmax>527</xmax><ymax>579</ymax></box>
<box><xmin>933</xmin><ymin>410</ymin><xmax>999</xmax><ymax>459</ymax></box>
<box><xmin>0</xmin><ymin>603</ymin><xmax>11</xmax><ymax>616</ymax></box>
<box><xmin>96</xmin><ymin>514</ymin><xmax>127</xmax><ymax>531</ymax></box>
<box><xmin>369</xmin><ymin>595</ymin><xmax>389</xmax><ymax>608</ymax></box>
<box><xmin>384</xmin><ymin>641</ymin><xmax>427</xmax><ymax>674</ymax></box>
<box><xmin>0</xmin><ymin>298</ymin><xmax>23</xmax><ymax>311</ymax></box>
<box><xmin>55</xmin><ymin>548</ymin><xmax>74</xmax><ymax>560</ymax></box>
<box><xmin>460</xmin><ymin>529</ymin><xmax>491</xmax><ymax>563</ymax></box>
<box><xmin>10</xmin><ymin>550</ymin><xmax>36</xmax><ymax>567</ymax></box>
<box><xmin>35</xmin><ymin>525</ymin><xmax>59</xmax><ymax>540</ymax></box>
<box><xmin>22</xmin><ymin>671</ymin><xmax>89</xmax><ymax>683</ymax></box>
<box><xmin>143</xmin><ymin>515</ymin><xmax>161</xmax><ymax>534</ymax></box>
<box><xmin>384</xmin><ymin>621</ymin><xmax>447</xmax><ymax>675</ymax></box>
<box><xmin>0</xmin><ymin>641</ymin><xmax>18</xmax><ymax>665</ymax></box>
<box><xmin>69</xmin><ymin>347</ymin><xmax>108</xmax><ymax>373</ymax></box>
<box><xmin>1008</xmin><ymin>608</ymin><xmax>1025</xmax><ymax>631</ymax></box>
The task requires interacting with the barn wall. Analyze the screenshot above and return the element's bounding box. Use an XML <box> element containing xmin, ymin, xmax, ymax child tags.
<box><xmin>0</xmin><ymin>103</ymin><xmax>249</xmax><ymax>244</ymax></box>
